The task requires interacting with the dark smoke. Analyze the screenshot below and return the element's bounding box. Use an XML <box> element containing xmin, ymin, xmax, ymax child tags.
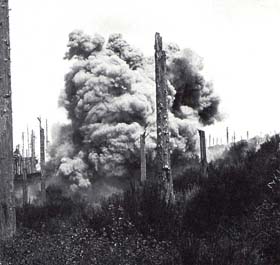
<box><xmin>107</xmin><ymin>33</ymin><xmax>144</xmax><ymax>70</ymax></box>
<box><xmin>49</xmin><ymin>30</ymin><xmax>221</xmax><ymax>195</ymax></box>
<box><xmin>167</xmin><ymin>48</ymin><xmax>220</xmax><ymax>125</ymax></box>
<box><xmin>65</xmin><ymin>30</ymin><xmax>105</xmax><ymax>60</ymax></box>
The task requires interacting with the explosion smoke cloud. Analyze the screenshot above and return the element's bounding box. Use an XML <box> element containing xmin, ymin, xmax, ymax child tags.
<box><xmin>50</xmin><ymin>31</ymin><xmax>221</xmax><ymax>194</ymax></box>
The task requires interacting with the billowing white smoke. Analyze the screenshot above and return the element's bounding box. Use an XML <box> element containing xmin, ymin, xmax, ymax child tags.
<box><xmin>49</xmin><ymin>30</ymin><xmax>220</xmax><ymax>195</ymax></box>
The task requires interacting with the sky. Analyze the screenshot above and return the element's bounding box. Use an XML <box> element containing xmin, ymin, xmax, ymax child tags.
<box><xmin>8</xmin><ymin>0</ymin><xmax>280</xmax><ymax>148</ymax></box>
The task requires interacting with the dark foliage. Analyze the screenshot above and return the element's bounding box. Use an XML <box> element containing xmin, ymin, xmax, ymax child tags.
<box><xmin>1</xmin><ymin>135</ymin><xmax>280</xmax><ymax>264</ymax></box>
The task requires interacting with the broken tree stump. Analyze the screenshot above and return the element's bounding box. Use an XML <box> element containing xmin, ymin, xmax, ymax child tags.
<box><xmin>155</xmin><ymin>32</ymin><xmax>174</xmax><ymax>203</ymax></box>
<box><xmin>198</xmin><ymin>130</ymin><xmax>208</xmax><ymax>181</ymax></box>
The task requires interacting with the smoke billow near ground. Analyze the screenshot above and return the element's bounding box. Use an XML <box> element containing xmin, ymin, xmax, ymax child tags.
<box><xmin>47</xmin><ymin>30</ymin><xmax>220</xmax><ymax>201</ymax></box>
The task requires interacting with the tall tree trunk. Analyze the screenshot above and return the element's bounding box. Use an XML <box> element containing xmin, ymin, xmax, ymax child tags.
<box><xmin>0</xmin><ymin>0</ymin><xmax>16</xmax><ymax>240</ymax></box>
<box><xmin>154</xmin><ymin>33</ymin><xmax>174</xmax><ymax>203</ymax></box>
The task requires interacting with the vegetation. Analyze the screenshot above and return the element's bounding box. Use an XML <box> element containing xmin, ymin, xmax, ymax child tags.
<box><xmin>1</xmin><ymin>136</ymin><xmax>280</xmax><ymax>264</ymax></box>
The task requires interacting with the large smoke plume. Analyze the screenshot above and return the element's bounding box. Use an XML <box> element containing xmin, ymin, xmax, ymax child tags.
<box><xmin>49</xmin><ymin>30</ymin><xmax>220</xmax><ymax>197</ymax></box>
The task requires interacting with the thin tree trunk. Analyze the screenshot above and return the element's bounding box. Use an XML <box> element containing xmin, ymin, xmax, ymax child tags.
<box><xmin>31</xmin><ymin>130</ymin><xmax>35</xmax><ymax>172</ymax></box>
<box><xmin>226</xmin><ymin>127</ymin><xmax>229</xmax><ymax>145</ymax></box>
<box><xmin>38</xmin><ymin>118</ymin><xmax>46</xmax><ymax>204</ymax></box>
<box><xmin>21</xmin><ymin>158</ymin><xmax>28</xmax><ymax>206</ymax></box>
<box><xmin>140</xmin><ymin>133</ymin><xmax>146</xmax><ymax>183</ymax></box>
<box><xmin>198</xmin><ymin>130</ymin><xmax>208</xmax><ymax>181</ymax></box>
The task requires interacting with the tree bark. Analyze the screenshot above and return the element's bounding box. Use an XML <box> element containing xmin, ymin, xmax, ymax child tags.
<box><xmin>0</xmin><ymin>0</ymin><xmax>16</xmax><ymax>240</ymax></box>
<box><xmin>154</xmin><ymin>33</ymin><xmax>174</xmax><ymax>203</ymax></box>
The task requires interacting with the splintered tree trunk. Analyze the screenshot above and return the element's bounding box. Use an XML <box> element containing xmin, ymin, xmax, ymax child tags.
<box><xmin>0</xmin><ymin>0</ymin><xmax>16</xmax><ymax>240</ymax></box>
<box><xmin>155</xmin><ymin>33</ymin><xmax>174</xmax><ymax>203</ymax></box>
<box><xmin>198</xmin><ymin>130</ymin><xmax>208</xmax><ymax>180</ymax></box>
<box><xmin>140</xmin><ymin>133</ymin><xmax>146</xmax><ymax>183</ymax></box>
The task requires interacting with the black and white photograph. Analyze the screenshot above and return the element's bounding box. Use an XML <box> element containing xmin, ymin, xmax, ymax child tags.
<box><xmin>0</xmin><ymin>0</ymin><xmax>280</xmax><ymax>264</ymax></box>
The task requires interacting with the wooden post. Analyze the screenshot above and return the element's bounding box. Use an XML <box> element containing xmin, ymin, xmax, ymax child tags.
<box><xmin>140</xmin><ymin>132</ymin><xmax>146</xmax><ymax>183</ymax></box>
<box><xmin>38</xmin><ymin>117</ymin><xmax>46</xmax><ymax>204</ymax></box>
<box><xmin>155</xmin><ymin>33</ymin><xmax>174</xmax><ymax>203</ymax></box>
<box><xmin>0</xmin><ymin>0</ymin><xmax>16</xmax><ymax>239</ymax></box>
<box><xmin>198</xmin><ymin>130</ymin><xmax>208</xmax><ymax>180</ymax></box>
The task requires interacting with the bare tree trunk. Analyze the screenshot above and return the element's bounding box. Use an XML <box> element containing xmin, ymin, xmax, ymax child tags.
<box><xmin>27</xmin><ymin>126</ymin><xmax>30</xmax><ymax>157</ymax></box>
<box><xmin>140</xmin><ymin>133</ymin><xmax>146</xmax><ymax>183</ymax></box>
<box><xmin>154</xmin><ymin>33</ymin><xmax>174</xmax><ymax>203</ymax></box>
<box><xmin>226</xmin><ymin>127</ymin><xmax>229</xmax><ymax>145</ymax></box>
<box><xmin>38</xmin><ymin>118</ymin><xmax>46</xmax><ymax>204</ymax></box>
<box><xmin>31</xmin><ymin>130</ymin><xmax>36</xmax><ymax>173</ymax></box>
<box><xmin>21</xmin><ymin>132</ymin><xmax>25</xmax><ymax>157</ymax></box>
<box><xmin>46</xmin><ymin>119</ymin><xmax>49</xmax><ymax>150</ymax></box>
<box><xmin>22</xmin><ymin>159</ymin><xmax>28</xmax><ymax>206</ymax></box>
<box><xmin>198</xmin><ymin>130</ymin><xmax>208</xmax><ymax>181</ymax></box>
<box><xmin>40</xmin><ymin>127</ymin><xmax>46</xmax><ymax>204</ymax></box>
<box><xmin>0</xmin><ymin>0</ymin><xmax>16</xmax><ymax>240</ymax></box>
